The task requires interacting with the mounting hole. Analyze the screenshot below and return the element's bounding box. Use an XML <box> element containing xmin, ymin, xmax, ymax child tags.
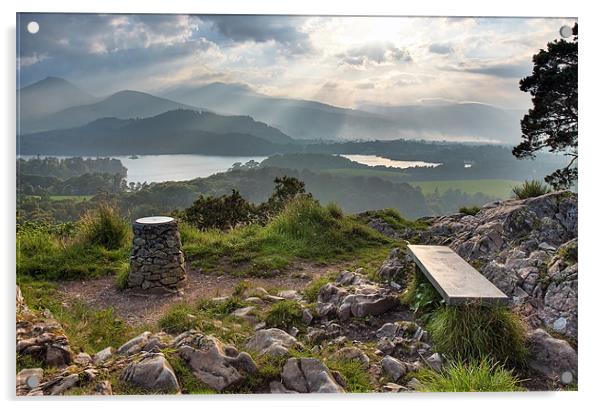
<box><xmin>27</xmin><ymin>21</ymin><xmax>39</xmax><ymax>34</ymax></box>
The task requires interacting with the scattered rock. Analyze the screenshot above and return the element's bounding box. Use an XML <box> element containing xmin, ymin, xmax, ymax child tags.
<box><xmin>94</xmin><ymin>380</ymin><xmax>113</xmax><ymax>395</ymax></box>
<box><xmin>49</xmin><ymin>373</ymin><xmax>79</xmax><ymax>395</ymax></box>
<box><xmin>245</xmin><ymin>328</ymin><xmax>297</xmax><ymax>356</ymax></box>
<box><xmin>120</xmin><ymin>352</ymin><xmax>180</xmax><ymax>393</ymax></box>
<box><xmin>381</xmin><ymin>355</ymin><xmax>407</xmax><ymax>381</ymax></box>
<box><xmin>74</xmin><ymin>352</ymin><xmax>92</xmax><ymax>366</ymax></box>
<box><xmin>426</xmin><ymin>353</ymin><xmax>443</xmax><ymax>372</ymax></box>
<box><xmin>406</xmin><ymin>377</ymin><xmax>423</xmax><ymax>390</ymax></box>
<box><xmin>93</xmin><ymin>347</ymin><xmax>113</xmax><ymax>364</ymax></box>
<box><xmin>281</xmin><ymin>358</ymin><xmax>344</xmax><ymax>393</ymax></box>
<box><xmin>117</xmin><ymin>331</ymin><xmax>152</xmax><ymax>355</ymax></box>
<box><xmin>16</xmin><ymin>368</ymin><xmax>43</xmax><ymax>395</ymax></box>
<box><xmin>527</xmin><ymin>328</ymin><xmax>577</xmax><ymax>382</ymax></box>
<box><xmin>332</xmin><ymin>346</ymin><xmax>370</xmax><ymax>368</ymax></box>
<box><xmin>302</xmin><ymin>308</ymin><xmax>313</xmax><ymax>325</ymax></box>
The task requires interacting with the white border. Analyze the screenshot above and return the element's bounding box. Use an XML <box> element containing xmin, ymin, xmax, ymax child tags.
<box><xmin>2</xmin><ymin>1</ymin><xmax>599</xmax><ymax>409</ymax></box>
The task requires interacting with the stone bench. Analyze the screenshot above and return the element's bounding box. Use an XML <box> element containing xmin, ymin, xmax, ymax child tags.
<box><xmin>406</xmin><ymin>245</ymin><xmax>509</xmax><ymax>306</ymax></box>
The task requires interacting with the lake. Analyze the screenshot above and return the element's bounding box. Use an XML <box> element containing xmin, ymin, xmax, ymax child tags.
<box><xmin>339</xmin><ymin>154</ymin><xmax>441</xmax><ymax>169</ymax></box>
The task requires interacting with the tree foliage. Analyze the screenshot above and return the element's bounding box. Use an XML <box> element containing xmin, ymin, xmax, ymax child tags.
<box><xmin>513</xmin><ymin>23</ymin><xmax>578</xmax><ymax>189</ymax></box>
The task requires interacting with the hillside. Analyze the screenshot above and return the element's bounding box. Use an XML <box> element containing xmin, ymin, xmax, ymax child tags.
<box><xmin>16</xmin><ymin>192</ymin><xmax>577</xmax><ymax>394</ymax></box>
<box><xmin>19</xmin><ymin>110</ymin><xmax>295</xmax><ymax>155</ymax></box>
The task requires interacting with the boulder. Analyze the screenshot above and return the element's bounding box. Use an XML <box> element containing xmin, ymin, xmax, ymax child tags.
<box><xmin>337</xmin><ymin>293</ymin><xmax>398</xmax><ymax>320</ymax></box>
<box><xmin>175</xmin><ymin>331</ymin><xmax>257</xmax><ymax>391</ymax></box>
<box><xmin>245</xmin><ymin>328</ymin><xmax>297</xmax><ymax>356</ymax></box>
<box><xmin>527</xmin><ymin>328</ymin><xmax>577</xmax><ymax>383</ymax></box>
<box><xmin>120</xmin><ymin>353</ymin><xmax>179</xmax><ymax>393</ymax></box>
<box><xmin>93</xmin><ymin>346</ymin><xmax>114</xmax><ymax>364</ymax></box>
<box><xmin>117</xmin><ymin>331</ymin><xmax>152</xmax><ymax>355</ymax></box>
<box><xmin>381</xmin><ymin>355</ymin><xmax>407</xmax><ymax>381</ymax></box>
<box><xmin>281</xmin><ymin>358</ymin><xmax>344</xmax><ymax>393</ymax></box>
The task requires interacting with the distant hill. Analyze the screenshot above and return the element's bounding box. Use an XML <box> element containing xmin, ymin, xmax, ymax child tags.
<box><xmin>164</xmin><ymin>82</ymin><xmax>525</xmax><ymax>143</ymax></box>
<box><xmin>18</xmin><ymin>77</ymin><xmax>96</xmax><ymax>124</ymax></box>
<box><xmin>20</xmin><ymin>89</ymin><xmax>200</xmax><ymax>133</ymax></box>
<box><xmin>19</xmin><ymin>109</ymin><xmax>295</xmax><ymax>156</ymax></box>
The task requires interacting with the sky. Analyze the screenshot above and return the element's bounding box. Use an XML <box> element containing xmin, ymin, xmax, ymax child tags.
<box><xmin>17</xmin><ymin>13</ymin><xmax>576</xmax><ymax>109</ymax></box>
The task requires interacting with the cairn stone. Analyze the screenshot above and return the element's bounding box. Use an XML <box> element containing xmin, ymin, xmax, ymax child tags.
<box><xmin>128</xmin><ymin>216</ymin><xmax>186</xmax><ymax>293</ymax></box>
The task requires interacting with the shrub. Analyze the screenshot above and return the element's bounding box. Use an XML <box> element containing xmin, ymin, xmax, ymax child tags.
<box><xmin>458</xmin><ymin>205</ymin><xmax>480</xmax><ymax>216</ymax></box>
<box><xmin>427</xmin><ymin>304</ymin><xmax>527</xmax><ymax>364</ymax></box>
<box><xmin>512</xmin><ymin>180</ymin><xmax>552</xmax><ymax>199</ymax></box>
<box><xmin>183</xmin><ymin>190</ymin><xmax>257</xmax><ymax>230</ymax></box>
<box><xmin>77</xmin><ymin>204</ymin><xmax>129</xmax><ymax>250</ymax></box>
<box><xmin>416</xmin><ymin>358</ymin><xmax>524</xmax><ymax>392</ymax></box>
<box><xmin>325</xmin><ymin>202</ymin><xmax>344</xmax><ymax>219</ymax></box>
<box><xmin>264</xmin><ymin>300</ymin><xmax>303</xmax><ymax>330</ymax></box>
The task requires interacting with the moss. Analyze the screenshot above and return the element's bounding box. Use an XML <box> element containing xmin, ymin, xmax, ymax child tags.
<box><xmin>416</xmin><ymin>358</ymin><xmax>525</xmax><ymax>392</ymax></box>
<box><xmin>427</xmin><ymin>304</ymin><xmax>528</xmax><ymax>365</ymax></box>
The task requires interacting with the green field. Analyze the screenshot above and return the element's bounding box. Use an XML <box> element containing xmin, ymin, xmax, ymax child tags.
<box><xmin>323</xmin><ymin>168</ymin><xmax>408</xmax><ymax>180</ymax></box>
<box><xmin>49</xmin><ymin>195</ymin><xmax>94</xmax><ymax>203</ymax></box>
<box><xmin>410</xmin><ymin>179</ymin><xmax>520</xmax><ymax>199</ymax></box>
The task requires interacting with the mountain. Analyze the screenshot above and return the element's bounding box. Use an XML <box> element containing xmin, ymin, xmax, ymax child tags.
<box><xmin>163</xmin><ymin>83</ymin><xmax>403</xmax><ymax>141</ymax></box>
<box><xmin>19</xmin><ymin>109</ymin><xmax>295</xmax><ymax>156</ymax></box>
<box><xmin>20</xmin><ymin>90</ymin><xmax>200</xmax><ymax>133</ymax></box>
<box><xmin>18</xmin><ymin>77</ymin><xmax>96</xmax><ymax>123</ymax></box>
<box><xmin>164</xmin><ymin>83</ymin><xmax>525</xmax><ymax>143</ymax></box>
<box><xmin>357</xmin><ymin>102</ymin><xmax>525</xmax><ymax>143</ymax></box>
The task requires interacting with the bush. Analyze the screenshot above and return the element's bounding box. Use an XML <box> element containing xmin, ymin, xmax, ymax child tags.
<box><xmin>416</xmin><ymin>358</ymin><xmax>524</xmax><ymax>392</ymax></box>
<box><xmin>427</xmin><ymin>304</ymin><xmax>527</xmax><ymax>365</ymax></box>
<box><xmin>77</xmin><ymin>204</ymin><xmax>129</xmax><ymax>250</ymax></box>
<box><xmin>458</xmin><ymin>205</ymin><xmax>480</xmax><ymax>216</ymax></box>
<box><xmin>512</xmin><ymin>180</ymin><xmax>552</xmax><ymax>199</ymax></box>
<box><xmin>401</xmin><ymin>271</ymin><xmax>443</xmax><ymax>314</ymax></box>
<box><xmin>264</xmin><ymin>300</ymin><xmax>303</xmax><ymax>330</ymax></box>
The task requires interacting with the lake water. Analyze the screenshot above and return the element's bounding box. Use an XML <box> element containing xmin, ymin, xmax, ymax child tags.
<box><xmin>340</xmin><ymin>154</ymin><xmax>441</xmax><ymax>169</ymax></box>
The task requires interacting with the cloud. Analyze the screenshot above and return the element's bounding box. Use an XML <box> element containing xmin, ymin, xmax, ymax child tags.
<box><xmin>199</xmin><ymin>15</ymin><xmax>312</xmax><ymax>54</ymax></box>
<box><xmin>442</xmin><ymin>59</ymin><xmax>533</xmax><ymax>79</ymax></box>
<box><xmin>337</xmin><ymin>42</ymin><xmax>412</xmax><ymax>68</ymax></box>
<box><xmin>428</xmin><ymin>43</ymin><xmax>453</xmax><ymax>55</ymax></box>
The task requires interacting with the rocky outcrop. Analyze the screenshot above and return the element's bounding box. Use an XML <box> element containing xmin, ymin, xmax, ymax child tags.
<box><xmin>415</xmin><ymin>191</ymin><xmax>578</xmax><ymax>341</ymax></box>
<box><xmin>174</xmin><ymin>330</ymin><xmax>257</xmax><ymax>391</ymax></box>
<box><xmin>527</xmin><ymin>328</ymin><xmax>577</xmax><ymax>384</ymax></box>
<box><xmin>245</xmin><ymin>328</ymin><xmax>297</xmax><ymax>356</ymax></box>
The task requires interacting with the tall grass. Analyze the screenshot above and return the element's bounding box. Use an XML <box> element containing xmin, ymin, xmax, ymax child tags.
<box><xmin>416</xmin><ymin>358</ymin><xmax>524</xmax><ymax>392</ymax></box>
<box><xmin>427</xmin><ymin>304</ymin><xmax>527</xmax><ymax>365</ymax></box>
<box><xmin>512</xmin><ymin>180</ymin><xmax>552</xmax><ymax>199</ymax></box>
<box><xmin>77</xmin><ymin>204</ymin><xmax>130</xmax><ymax>249</ymax></box>
<box><xmin>181</xmin><ymin>197</ymin><xmax>391</xmax><ymax>275</ymax></box>
<box><xmin>264</xmin><ymin>300</ymin><xmax>303</xmax><ymax>330</ymax></box>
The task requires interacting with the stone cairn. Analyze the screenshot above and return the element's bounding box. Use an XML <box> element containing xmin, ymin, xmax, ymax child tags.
<box><xmin>128</xmin><ymin>216</ymin><xmax>186</xmax><ymax>293</ymax></box>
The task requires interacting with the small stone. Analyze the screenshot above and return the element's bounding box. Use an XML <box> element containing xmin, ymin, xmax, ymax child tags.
<box><xmin>406</xmin><ymin>377</ymin><xmax>423</xmax><ymax>390</ymax></box>
<box><xmin>302</xmin><ymin>308</ymin><xmax>313</xmax><ymax>325</ymax></box>
<box><xmin>94</xmin><ymin>346</ymin><xmax>113</xmax><ymax>364</ymax></box>
<box><xmin>74</xmin><ymin>352</ymin><xmax>92</xmax><ymax>366</ymax></box>
<box><xmin>120</xmin><ymin>353</ymin><xmax>180</xmax><ymax>393</ymax></box>
<box><xmin>426</xmin><ymin>352</ymin><xmax>443</xmax><ymax>372</ymax></box>
<box><xmin>381</xmin><ymin>355</ymin><xmax>407</xmax><ymax>381</ymax></box>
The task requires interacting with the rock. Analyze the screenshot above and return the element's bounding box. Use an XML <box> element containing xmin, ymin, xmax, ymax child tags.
<box><xmin>382</xmin><ymin>382</ymin><xmax>405</xmax><ymax>392</ymax></box>
<box><xmin>377</xmin><ymin>248</ymin><xmax>409</xmax><ymax>283</ymax></box>
<box><xmin>269</xmin><ymin>381</ymin><xmax>298</xmax><ymax>394</ymax></box>
<box><xmin>406</xmin><ymin>377</ymin><xmax>423</xmax><ymax>390</ymax></box>
<box><xmin>50</xmin><ymin>373</ymin><xmax>80</xmax><ymax>395</ymax></box>
<box><xmin>93</xmin><ymin>346</ymin><xmax>113</xmax><ymax>364</ymax></box>
<box><xmin>527</xmin><ymin>329</ymin><xmax>577</xmax><ymax>382</ymax></box>
<box><xmin>45</xmin><ymin>345</ymin><xmax>73</xmax><ymax>367</ymax></box>
<box><xmin>302</xmin><ymin>308</ymin><xmax>313</xmax><ymax>325</ymax></box>
<box><xmin>278</xmin><ymin>290</ymin><xmax>301</xmax><ymax>300</ymax></box>
<box><xmin>175</xmin><ymin>331</ymin><xmax>257</xmax><ymax>391</ymax></box>
<box><xmin>336</xmin><ymin>270</ymin><xmax>366</xmax><ymax>286</ymax></box>
<box><xmin>231</xmin><ymin>306</ymin><xmax>258</xmax><ymax>323</ymax></box>
<box><xmin>337</xmin><ymin>293</ymin><xmax>398</xmax><ymax>320</ymax></box>
<box><xmin>332</xmin><ymin>347</ymin><xmax>370</xmax><ymax>368</ymax></box>
<box><xmin>306</xmin><ymin>328</ymin><xmax>328</xmax><ymax>345</ymax></box>
<box><xmin>121</xmin><ymin>353</ymin><xmax>179</xmax><ymax>393</ymax></box>
<box><xmin>426</xmin><ymin>353</ymin><xmax>443</xmax><ymax>372</ymax></box>
<box><xmin>281</xmin><ymin>358</ymin><xmax>344</xmax><ymax>393</ymax></box>
<box><xmin>16</xmin><ymin>368</ymin><xmax>43</xmax><ymax>395</ymax></box>
<box><xmin>376</xmin><ymin>322</ymin><xmax>401</xmax><ymax>339</ymax></box>
<box><xmin>288</xmin><ymin>327</ymin><xmax>300</xmax><ymax>337</ymax></box>
<box><xmin>94</xmin><ymin>380</ymin><xmax>113</xmax><ymax>395</ymax></box>
<box><xmin>245</xmin><ymin>328</ymin><xmax>297</xmax><ymax>356</ymax></box>
<box><xmin>117</xmin><ymin>331</ymin><xmax>152</xmax><ymax>355</ymax></box>
<box><xmin>74</xmin><ymin>352</ymin><xmax>92</xmax><ymax>366</ymax></box>
<box><xmin>381</xmin><ymin>355</ymin><xmax>407</xmax><ymax>381</ymax></box>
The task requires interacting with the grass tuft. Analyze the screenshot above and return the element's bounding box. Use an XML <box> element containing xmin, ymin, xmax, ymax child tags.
<box><xmin>458</xmin><ymin>205</ymin><xmax>481</xmax><ymax>216</ymax></box>
<box><xmin>416</xmin><ymin>358</ymin><xmax>524</xmax><ymax>392</ymax></box>
<box><xmin>512</xmin><ymin>180</ymin><xmax>552</xmax><ymax>199</ymax></box>
<box><xmin>77</xmin><ymin>204</ymin><xmax>130</xmax><ymax>250</ymax></box>
<box><xmin>427</xmin><ymin>304</ymin><xmax>527</xmax><ymax>365</ymax></box>
<box><xmin>264</xmin><ymin>300</ymin><xmax>303</xmax><ymax>330</ymax></box>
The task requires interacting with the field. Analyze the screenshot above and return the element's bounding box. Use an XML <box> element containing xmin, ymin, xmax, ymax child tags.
<box><xmin>410</xmin><ymin>179</ymin><xmax>520</xmax><ymax>199</ymax></box>
<box><xmin>49</xmin><ymin>195</ymin><xmax>94</xmax><ymax>202</ymax></box>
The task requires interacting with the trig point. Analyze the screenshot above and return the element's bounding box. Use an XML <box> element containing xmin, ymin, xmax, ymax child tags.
<box><xmin>127</xmin><ymin>216</ymin><xmax>186</xmax><ymax>293</ymax></box>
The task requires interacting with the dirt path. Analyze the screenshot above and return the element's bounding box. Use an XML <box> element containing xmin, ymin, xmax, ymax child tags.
<box><xmin>57</xmin><ymin>262</ymin><xmax>346</xmax><ymax>326</ymax></box>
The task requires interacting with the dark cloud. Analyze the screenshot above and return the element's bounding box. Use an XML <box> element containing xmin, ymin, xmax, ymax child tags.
<box><xmin>338</xmin><ymin>42</ymin><xmax>412</xmax><ymax>67</ymax></box>
<box><xmin>198</xmin><ymin>15</ymin><xmax>312</xmax><ymax>54</ymax></box>
<box><xmin>429</xmin><ymin>43</ymin><xmax>453</xmax><ymax>55</ymax></box>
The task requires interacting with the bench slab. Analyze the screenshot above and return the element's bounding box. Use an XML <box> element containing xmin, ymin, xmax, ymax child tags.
<box><xmin>407</xmin><ymin>245</ymin><xmax>509</xmax><ymax>306</ymax></box>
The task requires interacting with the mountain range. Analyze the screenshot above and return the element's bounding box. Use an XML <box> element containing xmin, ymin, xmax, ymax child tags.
<box><xmin>18</xmin><ymin>77</ymin><xmax>525</xmax><ymax>146</ymax></box>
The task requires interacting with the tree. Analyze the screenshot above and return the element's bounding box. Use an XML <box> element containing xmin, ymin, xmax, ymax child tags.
<box><xmin>513</xmin><ymin>23</ymin><xmax>578</xmax><ymax>189</ymax></box>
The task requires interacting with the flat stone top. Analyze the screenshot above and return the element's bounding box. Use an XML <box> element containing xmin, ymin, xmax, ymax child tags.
<box><xmin>407</xmin><ymin>245</ymin><xmax>509</xmax><ymax>306</ymax></box>
<box><xmin>135</xmin><ymin>216</ymin><xmax>174</xmax><ymax>225</ymax></box>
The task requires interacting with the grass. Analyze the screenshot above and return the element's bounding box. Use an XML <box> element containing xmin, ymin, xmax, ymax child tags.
<box><xmin>416</xmin><ymin>358</ymin><xmax>525</xmax><ymax>392</ymax></box>
<box><xmin>357</xmin><ymin>208</ymin><xmax>428</xmax><ymax>231</ymax></box>
<box><xmin>264</xmin><ymin>300</ymin><xmax>303</xmax><ymax>330</ymax></box>
<box><xmin>303</xmin><ymin>273</ymin><xmax>337</xmax><ymax>303</ymax></box>
<box><xmin>411</xmin><ymin>179</ymin><xmax>520</xmax><ymax>198</ymax></box>
<box><xmin>459</xmin><ymin>205</ymin><xmax>481</xmax><ymax>216</ymax></box>
<box><xmin>401</xmin><ymin>270</ymin><xmax>443</xmax><ymax>315</ymax></box>
<box><xmin>181</xmin><ymin>196</ymin><xmax>392</xmax><ymax>276</ymax></box>
<box><xmin>18</xmin><ymin>279</ymin><xmax>142</xmax><ymax>354</ymax></box>
<box><xmin>512</xmin><ymin>180</ymin><xmax>552</xmax><ymax>199</ymax></box>
<box><xmin>326</xmin><ymin>359</ymin><xmax>372</xmax><ymax>392</ymax></box>
<box><xmin>427</xmin><ymin>304</ymin><xmax>528</xmax><ymax>365</ymax></box>
<box><xmin>17</xmin><ymin>207</ymin><xmax>130</xmax><ymax>281</ymax></box>
<box><xmin>49</xmin><ymin>195</ymin><xmax>94</xmax><ymax>203</ymax></box>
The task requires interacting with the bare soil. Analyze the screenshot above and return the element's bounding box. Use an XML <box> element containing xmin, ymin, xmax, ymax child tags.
<box><xmin>57</xmin><ymin>262</ymin><xmax>347</xmax><ymax>326</ymax></box>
